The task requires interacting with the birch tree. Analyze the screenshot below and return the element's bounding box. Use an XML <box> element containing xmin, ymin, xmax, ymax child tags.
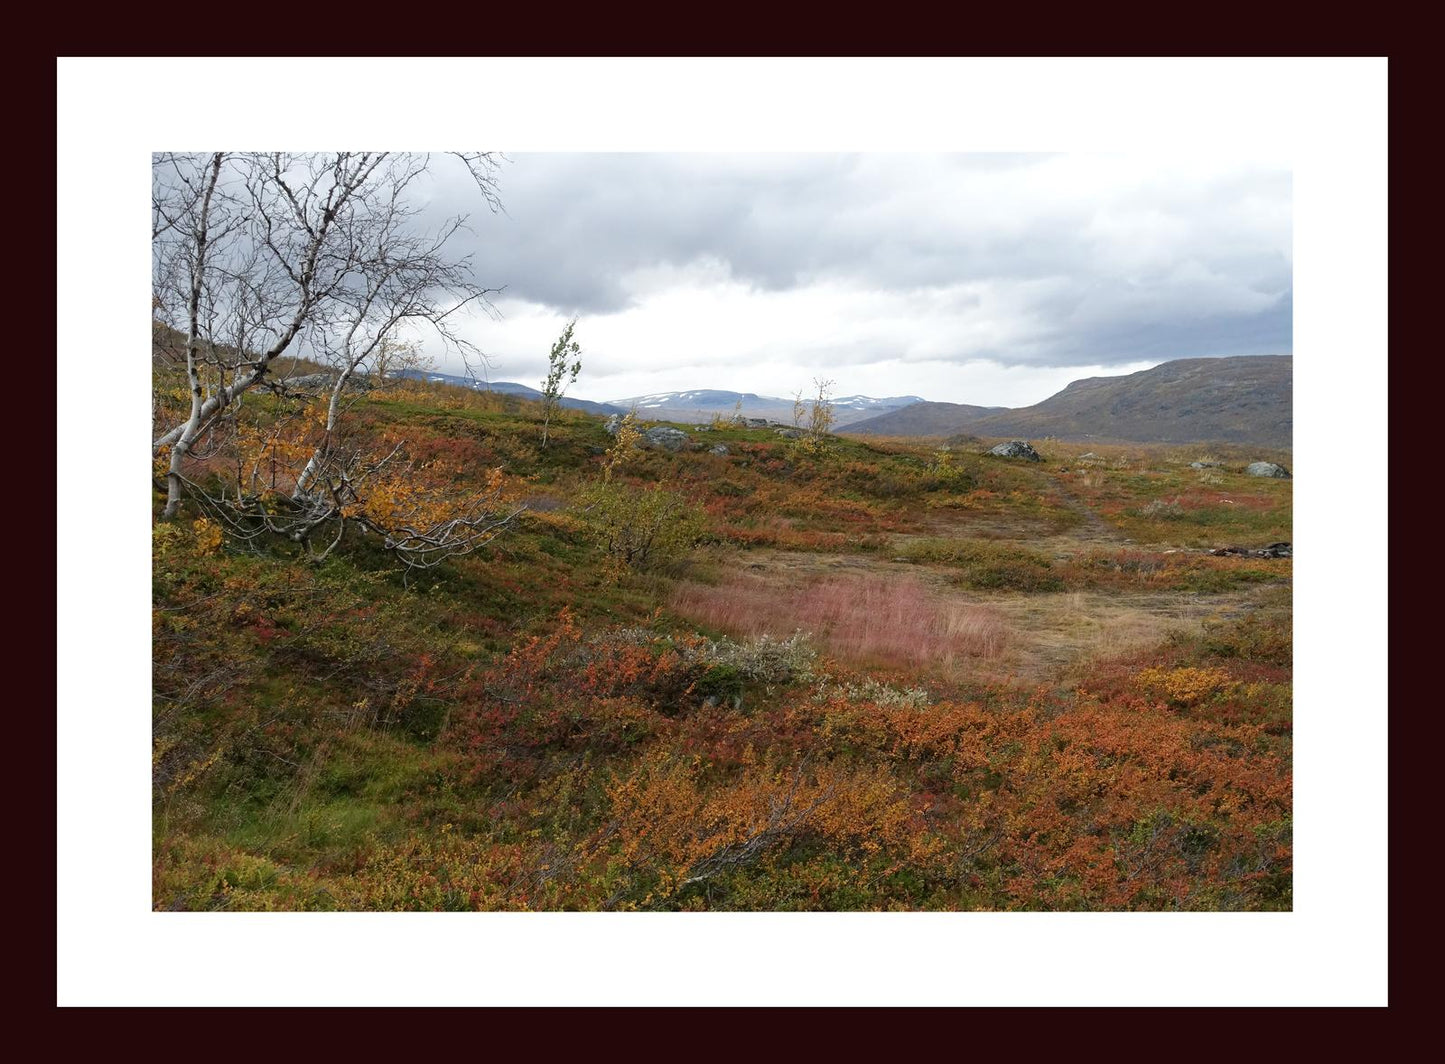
<box><xmin>153</xmin><ymin>152</ymin><xmax>501</xmax><ymax>515</ymax></box>
<box><xmin>151</xmin><ymin>152</ymin><xmax>524</xmax><ymax>568</ymax></box>
<box><xmin>539</xmin><ymin>319</ymin><xmax>581</xmax><ymax>449</ymax></box>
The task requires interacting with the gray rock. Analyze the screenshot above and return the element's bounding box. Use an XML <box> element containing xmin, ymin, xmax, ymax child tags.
<box><xmin>1190</xmin><ymin>461</ymin><xmax>1223</xmax><ymax>469</ymax></box>
<box><xmin>269</xmin><ymin>371</ymin><xmax>373</xmax><ymax>395</ymax></box>
<box><xmin>1245</xmin><ymin>461</ymin><xmax>1291</xmax><ymax>479</ymax></box>
<box><xmin>1210</xmin><ymin>542</ymin><xmax>1292</xmax><ymax>559</ymax></box>
<box><xmin>988</xmin><ymin>440</ymin><xmax>1042</xmax><ymax>461</ymax></box>
<box><xmin>774</xmin><ymin>427</ymin><xmax>804</xmax><ymax>439</ymax></box>
<box><xmin>709</xmin><ymin>444</ymin><xmax>730</xmax><ymax>456</ymax></box>
<box><xmin>643</xmin><ymin>426</ymin><xmax>689</xmax><ymax>451</ymax></box>
<box><xmin>285</xmin><ymin>373</ymin><xmax>333</xmax><ymax>390</ymax></box>
<box><xmin>603</xmin><ymin>413</ymin><xmax>623</xmax><ymax>436</ymax></box>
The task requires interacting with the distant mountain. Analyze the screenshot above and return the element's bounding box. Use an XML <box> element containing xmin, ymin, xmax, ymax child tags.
<box><xmin>845</xmin><ymin>356</ymin><xmax>1292</xmax><ymax>447</ymax></box>
<box><xmin>837</xmin><ymin>401</ymin><xmax>1008</xmax><ymax>437</ymax></box>
<box><xmin>393</xmin><ymin>369</ymin><xmax>626</xmax><ymax>416</ymax></box>
<box><xmin>608</xmin><ymin>390</ymin><xmax>926</xmax><ymax>428</ymax></box>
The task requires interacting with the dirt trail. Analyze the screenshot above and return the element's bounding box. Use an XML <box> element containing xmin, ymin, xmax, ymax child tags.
<box><xmin>1041</xmin><ymin>471</ymin><xmax>1128</xmax><ymax>549</ymax></box>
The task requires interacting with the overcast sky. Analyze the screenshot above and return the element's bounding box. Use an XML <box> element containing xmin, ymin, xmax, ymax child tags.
<box><xmin>415</xmin><ymin>152</ymin><xmax>1291</xmax><ymax>407</ymax></box>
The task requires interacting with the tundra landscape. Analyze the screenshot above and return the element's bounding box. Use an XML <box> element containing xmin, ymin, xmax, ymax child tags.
<box><xmin>146</xmin><ymin>150</ymin><xmax>1299</xmax><ymax>915</ymax></box>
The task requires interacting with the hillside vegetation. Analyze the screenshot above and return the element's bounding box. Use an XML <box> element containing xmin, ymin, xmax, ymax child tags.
<box><xmin>153</xmin><ymin>371</ymin><xmax>1292</xmax><ymax>912</ymax></box>
<box><xmin>847</xmin><ymin>355</ymin><xmax>1292</xmax><ymax>446</ymax></box>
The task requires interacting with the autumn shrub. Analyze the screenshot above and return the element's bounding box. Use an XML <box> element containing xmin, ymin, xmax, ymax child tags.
<box><xmin>599</xmin><ymin>752</ymin><xmax>927</xmax><ymax>908</ymax></box>
<box><xmin>576</xmin><ymin>481</ymin><xmax>707</xmax><ymax>573</ymax></box>
<box><xmin>1200</xmin><ymin>612</ymin><xmax>1292</xmax><ymax>666</ymax></box>
<box><xmin>1135</xmin><ymin>666</ymin><xmax>1234</xmax><ymax>708</ymax></box>
<box><xmin>687</xmin><ymin>631</ymin><xmax>818</xmax><ymax>685</ymax></box>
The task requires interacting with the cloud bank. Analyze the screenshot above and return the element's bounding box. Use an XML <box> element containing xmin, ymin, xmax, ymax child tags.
<box><xmin>414</xmin><ymin>152</ymin><xmax>1290</xmax><ymax>406</ymax></box>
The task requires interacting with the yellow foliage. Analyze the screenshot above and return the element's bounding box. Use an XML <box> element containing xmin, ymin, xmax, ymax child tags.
<box><xmin>192</xmin><ymin>518</ymin><xmax>222</xmax><ymax>555</ymax></box>
<box><xmin>1135</xmin><ymin>666</ymin><xmax>1234</xmax><ymax>708</ymax></box>
<box><xmin>602</xmin><ymin>412</ymin><xmax>642</xmax><ymax>482</ymax></box>
<box><xmin>152</xmin><ymin>522</ymin><xmax>185</xmax><ymax>556</ymax></box>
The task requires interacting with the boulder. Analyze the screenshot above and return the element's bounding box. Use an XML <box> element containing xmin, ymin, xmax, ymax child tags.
<box><xmin>603</xmin><ymin>414</ymin><xmax>623</xmax><ymax>436</ymax></box>
<box><xmin>709</xmin><ymin>443</ymin><xmax>730</xmax><ymax>456</ymax></box>
<box><xmin>1190</xmin><ymin>460</ymin><xmax>1223</xmax><ymax>469</ymax></box>
<box><xmin>774</xmin><ymin>427</ymin><xmax>804</xmax><ymax>439</ymax></box>
<box><xmin>1210</xmin><ymin>542</ymin><xmax>1292</xmax><ymax>559</ymax></box>
<box><xmin>1245</xmin><ymin>461</ymin><xmax>1291</xmax><ymax>479</ymax></box>
<box><xmin>988</xmin><ymin>440</ymin><xmax>1042</xmax><ymax>461</ymax></box>
<box><xmin>267</xmin><ymin>371</ymin><xmax>375</xmax><ymax>395</ymax></box>
<box><xmin>643</xmin><ymin>426</ymin><xmax>689</xmax><ymax>451</ymax></box>
<box><xmin>285</xmin><ymin>372</ymin><xmax>334</xmax><ymax>390</ymax></box>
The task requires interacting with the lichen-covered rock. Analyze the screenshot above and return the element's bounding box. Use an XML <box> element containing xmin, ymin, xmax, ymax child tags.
<box><xmin>1190</xmin><ymin>460</ymin><xmax>1223</xmax><ymax>469</ymax></box>
<box><xmin>643</xmin><ymin>426</ymin><xmax>689</xmax><ymax>451</ymax></box>
<box><xmin>603</xmin><ymin>414</ymin><xmax>623</xmax><ymax>436</ymax></box>
<box><xmin>774</xmin><ymin>427</ymin><xmax>804</xmax><ymax>439</ymax></box>
<box><xmin>709</xmin><ymin>444</ymin><xmax>729</xmax><ymax>456</ymax></box>
<box><xmin>1245</xmin><ymin>461</ymin><xmax>1291</xmax><ymax>479</ymax></box>
<box><xmin>988</xmin><ymin>440</ymin><xmax>1042</xmax><ymax>461</ymax></box>
<box><xmin>271</xmin><ymin>371</ymin><xmax>372</xmax><ymax>394</ymax></box>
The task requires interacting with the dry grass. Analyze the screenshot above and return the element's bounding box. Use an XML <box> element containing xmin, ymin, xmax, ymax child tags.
<box><xmin>983</xmin><ymin>588</ymin><xmax>1261</xmax><ymax>681</ymax></box>
<box><xmin>670</xmin><ymin>571</ymin><xmax>1008</xmax><ymax>671</ymax></box>
<box><xmin>674</xmin><ymin>546</ymin><xmax>1284</xmax><ymax>685</ymax></box>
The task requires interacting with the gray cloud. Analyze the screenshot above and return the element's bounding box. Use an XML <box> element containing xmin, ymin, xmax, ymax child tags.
<box><xmin>419</xmin><ymin>152</ymin><xmax>1291</xmax><ymax>373</ymax></box>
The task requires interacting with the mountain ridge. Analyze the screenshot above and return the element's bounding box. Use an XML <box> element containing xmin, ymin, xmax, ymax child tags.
<box><xmin>606</xmin><ymin>390</ymin><xmax>928</xmax><ymax>428</ymax></box>
<box><xmin>845</xmin><ymin>355</ymin><xmax>1292</xmax><ymax>447</ymax></box>
<box><xmin>393</xmin><ymin>369</ymin><xmax>627</xmax><ymax>416</ymax></box>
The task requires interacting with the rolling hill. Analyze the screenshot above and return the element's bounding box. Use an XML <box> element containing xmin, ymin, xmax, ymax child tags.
<box><xmin>845</xmin><ymin>356</ymin><xmax>1292</xmax><ymax>447</ymax></box>
<box><xmin>393</xmin><ymin>370</ymin><xmax>627</xmax><ymax>416</ymax></box>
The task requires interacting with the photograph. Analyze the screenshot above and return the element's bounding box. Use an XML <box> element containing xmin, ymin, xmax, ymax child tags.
<box><xmin>56</xmin><ymin>57</ymin><xmax>1387</xmax><ymax>1006</ymax></box>
<box><xmin>149</xmin><ymin>149</ymin><xmax>1295</xmax><ymax>914</ymax></box>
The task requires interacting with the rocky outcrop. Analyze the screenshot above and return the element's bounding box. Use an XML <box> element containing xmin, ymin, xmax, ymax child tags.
<box><xmin>1245</xmin><ymin>461</ymin><xmax>1291</xmax><ymax>479</ymax></box>
<box><xmin>988</xmin><ymin>440</ymin><xmax>1042</xmax><ymax>461</ymax></box>
<box><xmin>266</xmin><ymin>371</ymin><xmax>373</xmax><ymax>395</ymax></box>
<box><xmin>1210</xmin><ymin>542</ymin><xmax>1292</xmax><ymax>558</ymax></box>
<box><xmin>643</xmin><ymin>426</ymin><xmax>690</xmax><ymax>451</ymax></box>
